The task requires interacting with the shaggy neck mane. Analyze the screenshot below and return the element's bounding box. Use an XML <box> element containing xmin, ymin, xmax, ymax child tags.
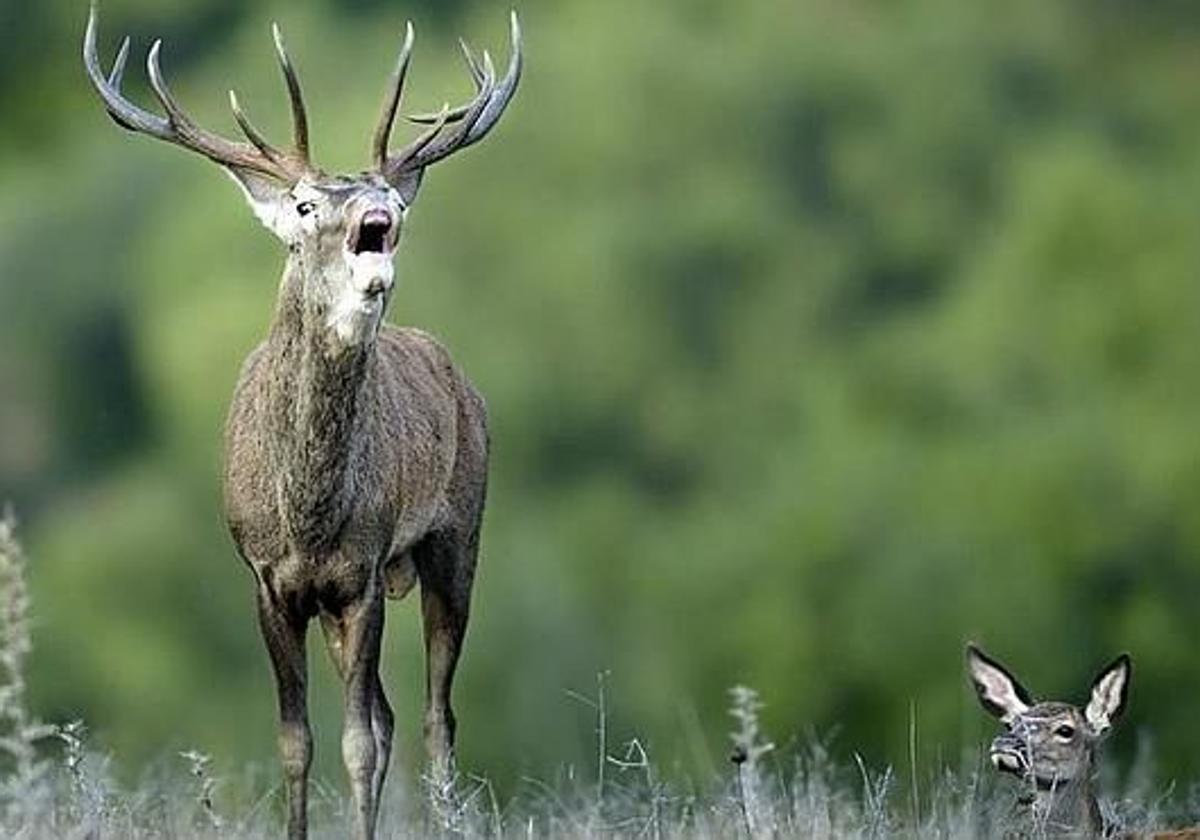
<box><xmin>263</xmin><ymin>259</ymin><xmax>374</xmax><ymax>553</ymax></box>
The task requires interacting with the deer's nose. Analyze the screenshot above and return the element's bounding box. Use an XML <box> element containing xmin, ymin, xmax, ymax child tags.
<box><xmin>361</xmin><ymin>207</ymin><xmax>392</xmax><ymax>228</ymax></box>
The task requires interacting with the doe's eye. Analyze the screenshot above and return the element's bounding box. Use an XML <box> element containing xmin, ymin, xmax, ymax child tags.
<box><xmin>1054</xmin><ymin>724</ymin><xmax>1076</xmax><ymax>740</ymax></box>
<box><xmin>296</xmin><ymin>200</ymin><xmax>317</xmax><ymax>217</ymax></box>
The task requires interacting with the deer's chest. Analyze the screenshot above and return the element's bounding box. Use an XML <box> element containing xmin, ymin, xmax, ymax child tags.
<box><xmin>225</xmin><ymin>437</ymin><xmax>397</xmax><ymax>591</ymax></box>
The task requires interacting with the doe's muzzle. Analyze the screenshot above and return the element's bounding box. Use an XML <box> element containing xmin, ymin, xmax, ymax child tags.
<box><xmin>990</xmin><ymin>731</ymin><xmax>1029</xmax><ymax>775</ymax></box>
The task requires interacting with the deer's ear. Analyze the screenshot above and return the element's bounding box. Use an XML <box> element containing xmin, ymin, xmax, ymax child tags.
<box><xmin>387</xmin><ymin>169</ymin><xmax>423</xmax><ymax>208</ymax></box>
<box><xmin>967</xmin><ymin>644</ymin><xmax>1034</xmax><ymax>724</ymax></box>
<box><xmin>223</xmin><ymin>167</ymin><xmax>294</xmax><ymax>239</ymax></box>
<box><xmin>1086</xmin><ymin>654</ymin><xmax>1131</xmax><ymax>736</ymax></box>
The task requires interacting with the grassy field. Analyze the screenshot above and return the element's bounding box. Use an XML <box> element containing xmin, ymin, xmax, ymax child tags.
<box><xmin>2</xmin><ymin>516</ymin><xmax>1197</xmax><ymax>839</ymax></box>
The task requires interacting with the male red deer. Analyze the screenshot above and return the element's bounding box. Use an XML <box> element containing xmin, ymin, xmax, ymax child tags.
<box><xmin>968</xmin><ymin>644</ymin><xmax>1200</xmax><ymax>840</ymax></box>
<box><xmin>83</xmin><ymin>4</ymin><xmax>520</xmax><ymax>838</ymax></box>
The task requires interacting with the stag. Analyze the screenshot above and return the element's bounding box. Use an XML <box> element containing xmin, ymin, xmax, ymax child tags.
<box><xmin>83</xmin><ymin>4</ymin><xmax>520</xmax><ymax>838</ymax></box>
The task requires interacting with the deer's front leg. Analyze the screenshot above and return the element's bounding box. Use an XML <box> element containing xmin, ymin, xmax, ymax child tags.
<box><xmin>319</xmin><ymin>611</ymin><xmax>395</xmax><ymax>818</ymax></box>
<box><xmin>256</xmin><ymin>585</ymin><xmax>312</xmax><ymax>840</ymax></box>
<box><xmin>337</xmin><ymin>590</ymin><xmax>387</xmax><ymax>840</ymax></box>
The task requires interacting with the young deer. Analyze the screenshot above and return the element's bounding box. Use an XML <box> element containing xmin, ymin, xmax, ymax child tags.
<box><xmin>968</xmin><ymin>645</ymin><xmax>1200</xmax><ymax>839</ymax></box>
<box><xmin>967</xmin><ymin>644</ymin><xmax>1129</xmax><ymax>837</ymax></box>
<box><xmin>84</xmin><ymin>5</ymin><xmax>520</xmax><ymax>839</ymax></box>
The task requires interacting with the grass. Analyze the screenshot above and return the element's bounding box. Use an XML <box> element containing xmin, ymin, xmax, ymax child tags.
<box><xmin>2</xmin><ymin>512</ymin><xmax>1199</xmax><ymax>838</ymax></box>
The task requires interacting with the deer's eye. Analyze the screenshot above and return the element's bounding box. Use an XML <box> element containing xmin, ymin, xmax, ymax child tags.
<box><xmin>296</xmin><ymin>200</ymin><xmax>317</xmax><ymax>217</ymax></box>
<box><xmin>1054</xmin><ymin>724</ymin><xmax>1076</xmax><ymax>740</ymax></box>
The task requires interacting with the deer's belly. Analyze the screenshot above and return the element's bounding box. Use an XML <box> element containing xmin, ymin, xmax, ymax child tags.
<box><xmin>243</xmin><ymin>543</ymin><xmax>384</xmax><ymax>618</ymax></box>
<box><xmin>233</xmin><ymin>496</ymin><xmax>435</xmax><ymax>613</ymax></box>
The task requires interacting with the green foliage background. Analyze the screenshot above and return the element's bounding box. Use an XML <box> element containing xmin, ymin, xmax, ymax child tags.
<box><xmin>2</xmin><ymin>0</ymin><xmax>1200</xmax><ymax>794</ymax></box>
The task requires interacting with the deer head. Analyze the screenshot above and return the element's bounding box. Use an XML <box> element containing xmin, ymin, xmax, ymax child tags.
<box><xmin>967</xmin><ymin>644</ymin><xmax>1132</xmax><ymax>837</ymax></box>
<box><xmin>967</xmin><ymin>644</ymin><xmax>1131</xmax><ymax>787</ymax></box>
<box><xmin>83</xmin><ymin>2</ymin><xmax>520</xmax><ymax>345</ymax></box>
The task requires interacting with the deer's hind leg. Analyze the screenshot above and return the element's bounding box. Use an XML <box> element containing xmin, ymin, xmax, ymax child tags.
<box><xmin>414</xmin><ymin>527</ymin><xmax>480</xmax><ymax>790</ymax></box>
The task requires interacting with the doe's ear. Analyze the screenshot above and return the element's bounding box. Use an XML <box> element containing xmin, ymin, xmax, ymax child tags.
<box><xmin>966</xmin><ymin>644</ymin><xmax>1034</xmax><ymax>724</ymax></box>
<box><xmin>223</xmin><ymin>166</ymin><xmax>294</xmax><ymax>239</ymax></box>
<box><xmin>1085</xmin><ymin>654</ymin><xmax>1131</xmax><ymax>736</ymax></box>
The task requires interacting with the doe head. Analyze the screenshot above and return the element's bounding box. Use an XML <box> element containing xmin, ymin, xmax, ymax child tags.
<box><xmin>966</xmin><ymin>644</ymin><xmax>1131</xmax><ymax>790</ymax></box>
<box><xmin>83</xmin><ymin>3</ymin><xmax>521</xmax><ymax>345</ymax></box>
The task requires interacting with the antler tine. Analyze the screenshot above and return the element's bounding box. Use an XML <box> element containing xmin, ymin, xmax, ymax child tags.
<box><xmin>229</xmin><ymin>90</ymin><xmax>283</xmax><ymax>162</ymax></box>
<box><xmin>145</xmin><ymin>39</ymin><xmax>270</xmax><ymax>171</ymax></box>
<box><xmin>225</xmin><ymin>24</ymin><xmax>314</xmax><ymax>171</ymax></box>
<box><xmin>145</xmin><ymin>40</ymin><xmax>199</xmax><ymax>133</ymax></box>
<box><xmin>456</xmin><ymin>11</ymin><xmax>522</xmax><ymax>147</ymax></box>
<box><xmin>106</xmin><ymin>34</ymin><xmax>129</xmax><ymax>86</ymax></box>
<box><xmin>372</xmin><ymin>20</ymin><xmax>416</xmax><ymax>171</ymax></box>
<box><xmin>101</xmin><ymin>36</ymin><xmax>141</xmax><ymax>131</ymax></box>
<box><xmin>385</xmin><ymin>102</ymin><xmax>452</xmax><ymax>171</ymax></box>
<box><xmin>396</xmin><ymin>11</ymin><xmax>521</xmax><ymax>149</ymax></box>
<box><xmin>406</xmin><ymin>39</ymin><xmax>486</xmax><ymax>125</ymax></box>
<box><xmin>83</xmin><ymin>3</ymin><xmax>308</xmax><ymax>181</ymax></box>
<box><xmin>384</xmin><ymin>53</ymin><xmax>494</xmax><ymax>179</ymax></box>
<box><xmin>423</xmin><ymin>49</ymin><xmax>496</xmax><ymax>151</ymax></box>
<box><xmin>271</xmin><ymin>23</ymin><xmax>310</xmax><ymax>163</ymax></box>
<box><xmin>406</xmin><ymin>102</ymin><xmax>474</xmax><ymax>125</ymax></box>
<box><xmin>458</xmin><ymin>39</ymin><xmax>487</xmax><ymax>87</ymax></box>
<box><xmin>84</xmin><ymin>5</ymin><xmax>172</xmax><ymax>137</ymax></box>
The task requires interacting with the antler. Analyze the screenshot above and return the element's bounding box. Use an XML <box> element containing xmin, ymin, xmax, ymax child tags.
<box><xmin>83</xmin><ymin>3</ymin><xmax>314</xmax><ymax>183</ymax></box>
<box><xmin>373</xmin><ymin>11</ymin><xmax>522</xmax><ymax>183</ymax></box>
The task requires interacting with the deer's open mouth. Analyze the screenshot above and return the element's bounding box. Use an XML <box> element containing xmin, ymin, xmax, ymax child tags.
<box><xmin>349</xmin><ymin>208</ymin><xmax>395</xmax><ymax>255</ymax></box>
<box><xmin>990</xmin><ymin>746</ymin><xmax>1027</xmax><ymax>776</ymax></box>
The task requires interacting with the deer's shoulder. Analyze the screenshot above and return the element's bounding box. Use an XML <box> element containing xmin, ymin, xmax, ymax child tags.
<box><xmin>377</xmin><ymin>325</ymin><xmax>452</xmax><ymax>366</ymax></box>
<box><xmin>376</xmin><ymin>326</ymin><xmax>480</xmax><ymax>406</ymax></box>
